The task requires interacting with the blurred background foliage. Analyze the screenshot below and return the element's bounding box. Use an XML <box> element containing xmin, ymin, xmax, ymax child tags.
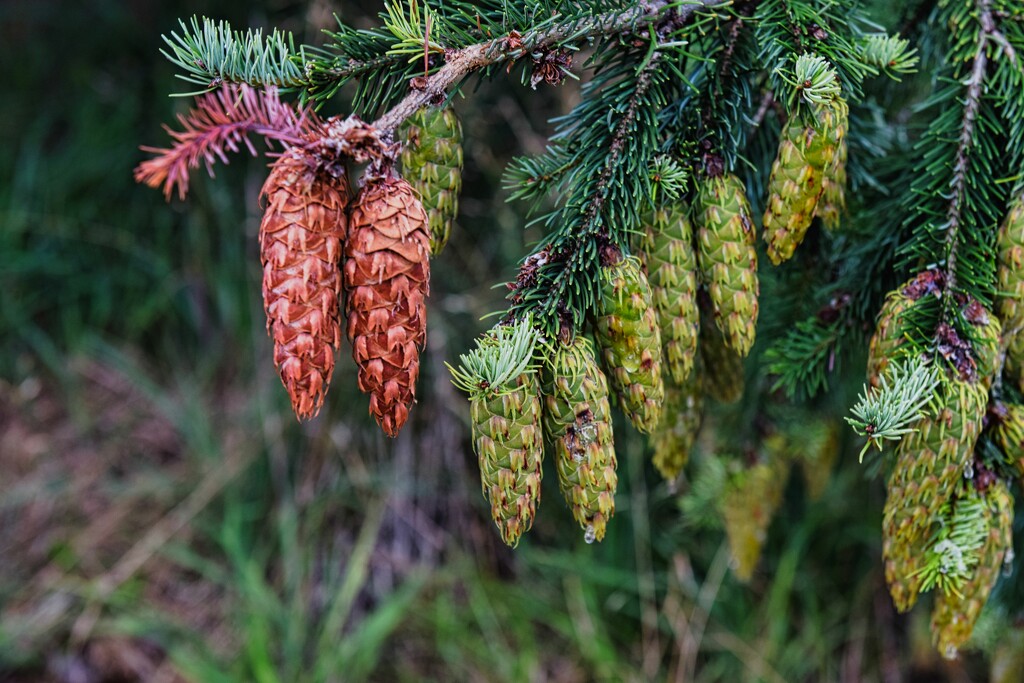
<box><xmin>0</xmin><ymin>1</ymin><xmax>1018</xmax><ymax>681</ymax></box>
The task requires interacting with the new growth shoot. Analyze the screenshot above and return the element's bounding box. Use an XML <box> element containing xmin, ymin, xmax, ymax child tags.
<box><xmin>847</xmin><ymin>355</ymin><xmax>941</xmax><ymax>461</ymax></box>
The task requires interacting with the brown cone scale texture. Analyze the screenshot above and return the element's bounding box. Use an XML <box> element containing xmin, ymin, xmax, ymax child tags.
<box><xmin>260</xmin><ymin>148</ymin><xmax>348</xmax><ymax>420</ymax></box>
<box><xmin>345</xmin><ymin>177</ymin><xmax>430</xmax><ymax>437</ymax></box>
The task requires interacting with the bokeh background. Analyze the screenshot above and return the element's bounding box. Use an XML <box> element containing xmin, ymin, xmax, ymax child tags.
<box><xmin>0</xmin><ymin>1</ymin><xmax>1011</xmax><ymax>681</ymax></box>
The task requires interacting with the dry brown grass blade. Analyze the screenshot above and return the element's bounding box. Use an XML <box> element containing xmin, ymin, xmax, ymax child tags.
<box><xmin>68</xmin><ymin>446</ymin><xmax>256</xmax><ymax>647</ymax></box>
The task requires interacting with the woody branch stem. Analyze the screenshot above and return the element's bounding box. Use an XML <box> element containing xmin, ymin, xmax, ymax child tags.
<box><xmin>370</xmin><ymin>0</ymin><xmax>728</xmax><ymax>137</ymax></box>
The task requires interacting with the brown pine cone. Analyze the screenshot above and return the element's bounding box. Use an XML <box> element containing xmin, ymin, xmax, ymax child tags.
<box><xmin>345</xmin><ymin>175</ymin><xmax>430</xmax><ymax>437</ymax></box>
<box><xmin>259</xmin><ymin>147</ymin><xmax>348</xmax><ymax>420</ymax></box>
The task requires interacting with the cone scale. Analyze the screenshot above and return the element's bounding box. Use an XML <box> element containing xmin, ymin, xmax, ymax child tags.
<box><xmin>259</xmin><ymin>147</ymin><xmax>348</xmax><ymax>420</ymax></box>
<box><xmin>345</xmin><ymin>176</ymin><xmax>430</xmax><ymax>437</ymax></box>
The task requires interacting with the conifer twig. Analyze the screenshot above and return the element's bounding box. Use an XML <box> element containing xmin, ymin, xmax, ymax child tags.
<box><xmin>943</xmin><ymin>0</ymin><xmax>994</xmax><ymax>293</ymax></box>
<box><xmin>135</xmin><ymin>84</ymin><xmax>319</xmax><ymax>200</ymax></box>
<box><xmin>370</xmin><ymin>0</ymin><xmax>728</xmax><ymax>137</ymax></box>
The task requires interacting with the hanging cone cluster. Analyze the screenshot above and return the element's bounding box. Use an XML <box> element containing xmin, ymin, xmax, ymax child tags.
<box><xmin>762</xmin><ymin>97</ymin><xmax>848</xmax><ymax>264</ymax></box>
<box><xmin>696</xmin><ymin>174</ymin><xmax>759</xmax><ymax>356</ymax></box>
<box><xmin>719</xmin><ymin>456</ymin><xmax>789</xmax><ymax>582</ymax></box>
<box><xmin>593</xmin><ymin>250</ymin><xmax>665</xmax><ymax>433</ymax></box>
<box><xmin>650</xmin><ymin>370</ymin><xmax>704</xmax><ymax>484</ymax></box>
<box><xmin>542</xmin><ymin>336</ymin><xmax>618</xmax><ymax>542</ymax></box>
<box><xmin>345</xmin><ymin>176</ymin><xmax>431</xmax><ymax>437</ymax></box>
<box><xmin>400</xmin><ymin>106</ymin><xmax>464</xmax><ymax>255</ymax></box>
<box><xmin>930</xmin><ymin>480</ymin><xmax>1014</xmax><ymax>658</ymax></box>
<box><xmin>882</xmin><ymin>373</ymin><xmax>988</xmax><ymax>612</ymax></box>
<box><xmin>636</xmin><ymin>203</ymin><xmax>700</xmax><ymax>384</ymax></box>
<box><xmin>259</xmin><ymin>147</ymin><xmax>348</xmax><ymax>420</ymax></box>
<box><xmin>997</xmin><ymin>195</ymin><xmax>1024</xmax><ymax>391</ymax></box>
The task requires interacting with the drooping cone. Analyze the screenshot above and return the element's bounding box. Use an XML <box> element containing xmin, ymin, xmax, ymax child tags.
<box><xmin>991</xmin><ymin>401</ymin><xmax>1024</xmax><ymax>479</ymax></box>
<box><xmin>720</xmin><ymin>456</ymin><xmax>789</xmax><ymax>582</ymax></box>
<box><xmin>696</xmin><ymin>174</ymin><xmax>759</xmax><ymax>356</ymax></box>
<box><xmin>593</xmin><ymin>250</ymin><xmax>665</xmax><ymax>433</ymax></box>
<box><xmin>815</xmin><ymin>129</ymin><xmax>847</xmax><ymax>231</ymax></box>
<box><xmin>345</xmin><ymin>175</ymin><xmax>430</xmax><ymax>437</ymax></box>
<box><xmin>400</xmin><ymin>106</ymin><xmax>463</xmax><ymax>255</ymax></box>
<box><xmin>791</xmin><ymin>419</ymin><xmax>840</xmax><ymax>501</ymax></box>
<box><xmin>763</xmin><ymin>98</ymin><xmax>848</xmax><ymax>264</ymax></box>
<box><xmin>541</xmin><ymin>336</ymin><xmax>618</xmax><ymax>542</ymax></box>
<box><xmin>259</xmin><ymin>147</ymin><xmax>348</xmax><ymax>420</ymax></box>
<box><xmin>451</xmin><ymin>321</ymin><xmax>544</xmax><ymax>547</ymax></box>
<box><xmin>931</xmin><ymin>480</ymin><xmax>1014</xmax><ymax>658</ymax></box>
<box><xmin>637</xmin><ymin>203</ymin><xmax>700</xmax><ymax>383</ymax></box>
<box><xmin>698</xmin><ymin>298</ymin><xmax>744</xmax><ymax>404</ymax></box>
<box><xmin>867</xmin><ymin>271</ymin><xmax>944</xmax><ymax>389</ymax></box>
<box><xmin>882</xmin><ymin>372</ymin><xmax>989</xmax><ymax>612</ymax></box>
<box><xmin>650</xmin><ymin>368</ymin><xmax>704</xmax><ymax>484</ymax></box>
<box><xmin>472</xmin><ymin>371</ymin><xmax>545</xmax><ymax>547</ymax></box>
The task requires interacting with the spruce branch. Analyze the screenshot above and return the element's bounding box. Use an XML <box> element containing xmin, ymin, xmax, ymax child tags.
<box><xmin>135</xmin><ymin>85</ymin><xmax>318</xmax><ymax>201</ymax></box>
<box><xmin>942</xmin><ymin>0</ymin><xmax>994</xmax><ymax>296</ymax></box>
<box><xmin>846</xmin><ymin>355</ymin><xmax>941</xmax><ymax>461</ymax></box>
<box><xmin>369</xmin><ymin>0</ymin><xmax>729</xmax><ymax>137</ymax></box>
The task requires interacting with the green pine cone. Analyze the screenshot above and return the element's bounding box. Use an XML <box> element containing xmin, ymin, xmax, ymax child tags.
<box><xmin>815</xmin><ymin>130</ymin><xmax>847</xmax><ymax>231</ymax></box>
<box><xmin>719</xmin><ymin>457</ymin><xmax>789</xmax><ymax>582</ymax></box>
<box><xmin>594</xmin><ymin>253</ymin><xmax>665</xmax><ymax>433</ymax></box>
<box><xmin>698</xmin><ymin>305</ymin><xmax>745</xmax><ymax>404</ymax></box>
<box><xmin>400</xmin><ymin>106</ymin><xmax>464</xmax><ymax>255</ymax></box>
<box><xmin>996</xmin><ymin>195</ymin><xmax>1024</xmax><ymax>330</ymax></box>
<box><xmin>790</xmin><ymin>419</ymin><xmax>839</xmax><ymax>501</ymax></box>
<box><xmin>763</xmin><ymin>98</ymin><xmax>848</xmax><ymax>264</ymax></box>
<box><xmin>991</xmin><ymin>401</ymin><xmax>1024</xmax><ymax>480</ymax></box>
<box><xmin>931</xmin><ymin>481</ymin><xmax>1014</xmax><ymax>659</ymax></box>
<box><xmin>637</xmin><ymin>203</ymin><xmax>700</xmax><ymax>384</ymax></box>
<box><xmin>541</xmin><ymin>336</ymin><xmax>618</xmax><ymax>543</ymax></box>
<box><xmin>867</xmin><ymin>271</ymin><xmax>946</xmax><ymax>389</ymax></box>
<box><xmin>471</xmin><ymin>372</ymin><xmax>545</xmax><ymax>547</ymax></box>
<box><xmin>650</xmin><ymin>369</ymin><xmax>704</xmax><ymax>484</ymax></box>
<box><xmin>882</xmin><ymin>375</ymin><xmax>989</xmax><ymax>611</ymax></box>
<box><xmin>696</xmin><ymin>174</ymin><xmax>759</xmax><ymax>356</ymax></box>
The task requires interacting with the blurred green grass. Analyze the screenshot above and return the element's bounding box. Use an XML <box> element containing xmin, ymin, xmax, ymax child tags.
<box><xmin>0</xmin><ymin>1</ymin><xmax>1006</xmax><ymax>681</ymax></box>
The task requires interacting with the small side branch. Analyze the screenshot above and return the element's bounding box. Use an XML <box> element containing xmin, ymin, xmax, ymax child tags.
<box><xmin>943</xmin><ymin>0</ymin><xmax>994</xmax><ymax>292</ymax></box>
